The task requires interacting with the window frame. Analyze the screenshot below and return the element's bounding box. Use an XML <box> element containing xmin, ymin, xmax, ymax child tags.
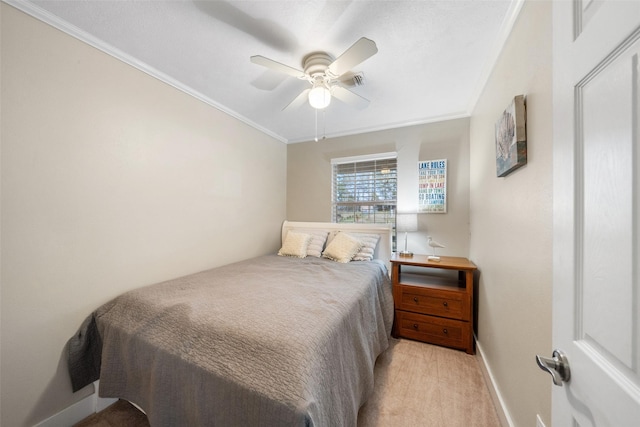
<box><xmin>331</xmin><ymin>152</ymin><xmax>398</xmax><ymax>225</ymax></box>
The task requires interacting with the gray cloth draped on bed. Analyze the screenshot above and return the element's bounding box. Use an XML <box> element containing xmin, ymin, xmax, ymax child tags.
<box><xmin>68</xmin><ymin>254</ymin><xmax>393</xmax><ymax>426</ymax></box>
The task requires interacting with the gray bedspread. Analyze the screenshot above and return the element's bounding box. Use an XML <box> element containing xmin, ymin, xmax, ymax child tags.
<box><xmin>68</xmin><ymin>254</ymin><xmax>393</xmax><ymax>426</ymax></box>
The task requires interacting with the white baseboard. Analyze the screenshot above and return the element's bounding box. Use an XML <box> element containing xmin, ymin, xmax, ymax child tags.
<box><xmin>34</xmin><ymin>382</ymin><xmax>117</xmax><ymax>427</ymax></box>
<box><xmin>95</xmin><ymin>394</ymin><xmax>118</xmax><ymax>413</ymax></box>
<box><xmin>476</xmin><ymin>341</ymin><xmax>515</xmax><ymax>427</ymax></box>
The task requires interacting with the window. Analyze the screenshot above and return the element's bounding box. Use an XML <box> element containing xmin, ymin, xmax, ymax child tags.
<box><xmin>331</xmin><ymin>153</ymin><xmax>397</xmax><ymax>225</ymax></box>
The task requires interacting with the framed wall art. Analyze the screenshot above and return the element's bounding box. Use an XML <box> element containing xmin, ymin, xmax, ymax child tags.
<box><xmin>418</xmin><ymin>159</ymin><xmax>447</xmax><ymax>213</ymax></box>
<box><xmin>495</xmin><ymin>95</ymin><xmax>527</xmax><ymax>177</ymax></box>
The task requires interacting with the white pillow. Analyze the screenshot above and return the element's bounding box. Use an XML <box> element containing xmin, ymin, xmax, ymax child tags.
<box><xmin>290</xmin><ymin>230</ymin><xmax>329</xmax><ymax>257</ymax></box>
<box><xmin>351</xmin><ymin>233</ymin><xmax>381</xmax><ymax>261</ymax></box>
<box><xmin>322</xmin><ymin>232</ymin><xmax>363</xmax><ymax>263</ymax></box>
<box><xmin>278</xmin><ymin>232</ymin><xmax>312</xmax><ymax>258</ymax></box>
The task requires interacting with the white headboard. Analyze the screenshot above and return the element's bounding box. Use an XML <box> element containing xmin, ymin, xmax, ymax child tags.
<box><xmin>281</xmin><ymin>221</ymin><xmax>393</xmax><ymax>268</ymax></box>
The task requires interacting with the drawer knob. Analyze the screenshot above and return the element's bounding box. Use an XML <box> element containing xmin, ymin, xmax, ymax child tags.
<box><xmin>442</xmin><ymin>328</ymin><xmax>448</xmax><ymax>334</ymax></box>
<box><xmin>443</xmin><ymin>301</ymin><xmax>448</xmax><ymax>307</ymax></box>
<box><xmin>413</xmin><ymin>324</ymin><xmax>419</xmax><ymax>329</ymax></box>
<box><xmin>413</xmin><ymin>297</ymin><xmax>419</xmax><ymax>303</ymax></box>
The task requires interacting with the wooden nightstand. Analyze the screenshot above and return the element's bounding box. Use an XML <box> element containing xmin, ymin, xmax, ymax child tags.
<box><xmin>390</xmin><ymin>253</ymin><xmax>477</xmax><ymax>354</ymax></box>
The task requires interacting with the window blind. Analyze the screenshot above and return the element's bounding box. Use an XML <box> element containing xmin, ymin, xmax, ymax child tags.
<box><xmin>332</xmin><ymin>156</ymin><xmax>397</xmax><ymax>224</ymax></box>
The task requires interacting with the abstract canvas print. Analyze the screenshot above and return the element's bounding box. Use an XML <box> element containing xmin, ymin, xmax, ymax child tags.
<box><xmin>495</xmin><ymin>95</ymin><xmax>527</xmax><ymax>177</ymax></box>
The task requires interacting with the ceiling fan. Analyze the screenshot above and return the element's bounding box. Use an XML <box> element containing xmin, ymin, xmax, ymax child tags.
<box><xmin>250</xmin><ymin>37</ymin><xmax>378</xmax><ymax>111</ymax></box>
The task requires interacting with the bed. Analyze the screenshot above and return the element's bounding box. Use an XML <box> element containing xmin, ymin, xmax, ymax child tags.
<box><xmin>67</xmin><ymin>221</ymin><xmax>394</xmax><ymax>426</ymax></box>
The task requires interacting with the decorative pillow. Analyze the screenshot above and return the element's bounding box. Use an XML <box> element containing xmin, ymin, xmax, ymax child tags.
<box><xmin>289</xmin><ymin>230</ymin><xmax>329</xmax><ymax>257</ymax></box>
<box><xmin>278</xmin><ymin>232</ymin><xmax>312</xmax><ymax>258</ymax></box>
<box><xmin>322</xmin><ymin>232</ymin><xmax>363</xmax><ymax>263</ymax></box>
<box><xmin>325</xmin><ymin>230</ymin><xmax>341</xmax><ymax>246</ymax></box>
<box><xmin>351</xmin><ymin>233</ymin><xmax>381</xmax><ymax>261</ymax></box>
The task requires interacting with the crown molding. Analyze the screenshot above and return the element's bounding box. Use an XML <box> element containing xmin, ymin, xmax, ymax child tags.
<box><xmin>286</xmin><ymin>111</ymin><xmax>471</xmax><ymax>144</ymax></box>
<box><xmin>465</xmin><ymin>0</ymin><xmax>526</xmax><ymax>114</ymax></box>
<box><xmin>2</xmin><ymin>0</ymin><xmax>289</xmax><ymax>144</ymax></box>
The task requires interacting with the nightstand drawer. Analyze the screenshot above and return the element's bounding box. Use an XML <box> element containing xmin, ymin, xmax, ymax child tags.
<box><xmin>397</xmin><ymin>284</ymin><xmax>469</xmax><ymax>320</ymax></box>
<box><xmin>396</xmin><ymin>311</ymin><xmax>470</xmax><ymax>350</ymax></box>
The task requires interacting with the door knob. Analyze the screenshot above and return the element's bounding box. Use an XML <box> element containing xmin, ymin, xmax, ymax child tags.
<box><xmin>536</xmin><ymin>349</ymin><xmax>571</xmax><ymax>386</ymax></box>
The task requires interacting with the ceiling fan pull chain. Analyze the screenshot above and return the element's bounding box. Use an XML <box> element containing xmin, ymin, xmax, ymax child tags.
<box><xmin>323</xmin><ymin>109</ymin><xmax>326</xmax><ymax>140</ymax></box>
<box><xmin>315</xmin><ymin>108</ymin><xmax>319</xmax><ymax>142</ymax></box>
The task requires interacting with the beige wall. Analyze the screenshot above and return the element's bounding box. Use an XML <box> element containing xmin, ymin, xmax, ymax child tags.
<box><xmin>0</xmin><ymin>5</ymin><xmax>286</xmax><ymax>426</ymax></box>
<box><xmin>287</xmin><ymin>118</ymin><xmax>470</xmax><ymax>257</ymax></box>
<box><xmin>469</xmin><ymin>1</ymin><xmax>553</xmax><ymax>426</ymax></box>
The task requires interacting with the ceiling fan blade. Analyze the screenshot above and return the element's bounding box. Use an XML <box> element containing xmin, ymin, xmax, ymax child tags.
<box><xmin>250</xmin><ymin>55</ymin><xmax>306</xmax><ymax>79</ymax></box>
<box><xmin>331</xmin><ymin>86</ymin><xmax>369</xmax><ymax>110</ymax></box>
<box><xmin>250</xmin><ymin>71</ymin><xmax>289</xmax><ymax>91</ymax></box>
<box><xmin>283</xmin><ymin>88</ymin><xmax>311</xmax><ymax>110</ymax></box>
<box><xmin>327</xmin><ymin>37</ymin><xmax>378</xmax><ymax>78</ymax></box>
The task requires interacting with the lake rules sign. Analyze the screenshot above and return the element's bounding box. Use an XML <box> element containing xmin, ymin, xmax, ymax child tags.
<box><xmin>418</xmin><ymin>159</ymin><xmax>447</xmax><ymax>213</ymax></box>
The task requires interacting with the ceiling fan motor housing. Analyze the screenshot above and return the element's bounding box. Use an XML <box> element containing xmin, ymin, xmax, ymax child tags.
<box><xmin>303</xmin><ymin>52</ymin><xmax>334</xmax><ymax>78</ymax></box>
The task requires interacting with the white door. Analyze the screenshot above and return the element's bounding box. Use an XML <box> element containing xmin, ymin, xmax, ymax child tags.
<box><xmin>549</xmin><ymin>0</ymin><xmax>640</xmax><ymax>425</ymax></box>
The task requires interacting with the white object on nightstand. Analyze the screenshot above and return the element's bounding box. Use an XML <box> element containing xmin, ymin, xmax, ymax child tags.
<box><xmin>427</xmin><ymin>236</ymin><xmax>445</xmax><ymax>261</ymax></box>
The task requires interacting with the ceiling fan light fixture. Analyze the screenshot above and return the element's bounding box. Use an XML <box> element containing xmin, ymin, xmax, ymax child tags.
<box><xmin>308</xmin><ymin>85</ymin><xmax>331</xmax><ymax>109</ymax></box>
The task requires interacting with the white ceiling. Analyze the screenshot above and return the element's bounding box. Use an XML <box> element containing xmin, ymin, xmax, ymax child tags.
<box><xmin>12</xmin><ymin>0</ymin><xmax>520</xmax><ymax>143</ymax></box>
